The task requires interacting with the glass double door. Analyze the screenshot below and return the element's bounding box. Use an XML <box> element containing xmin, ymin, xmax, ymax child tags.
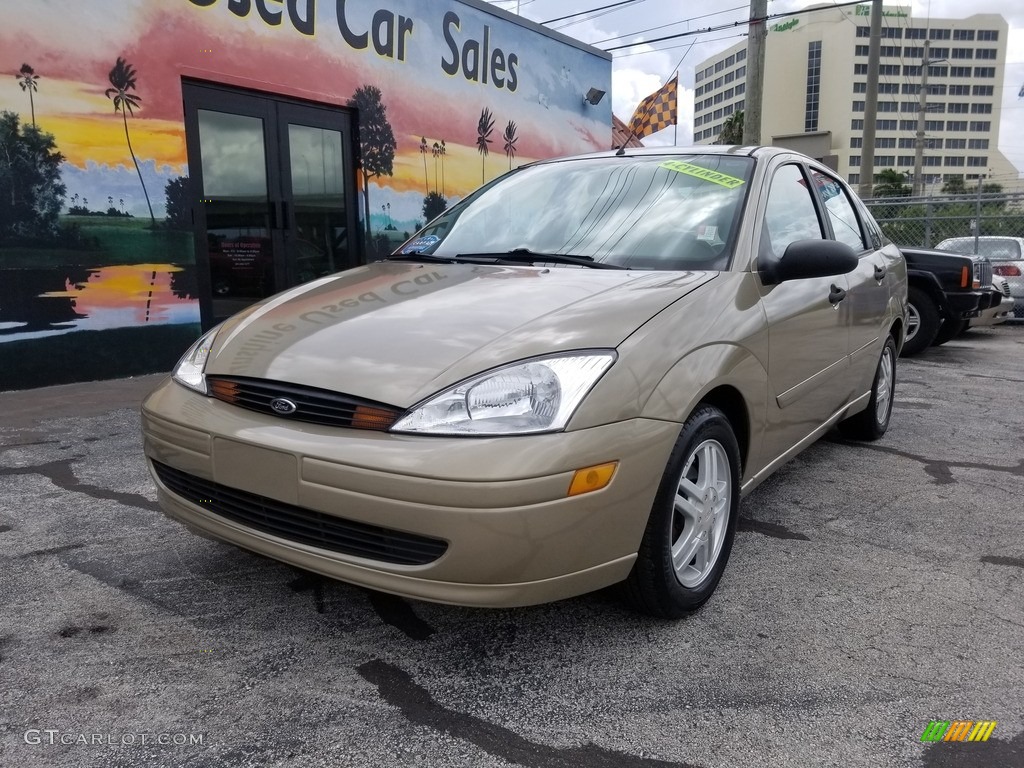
<box><xmin>183</xmin><ymin>83</ymin><xmax>358</xmax><ymax>327</ymax></box>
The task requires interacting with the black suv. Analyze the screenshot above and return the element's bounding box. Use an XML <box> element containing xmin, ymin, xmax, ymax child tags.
<box><xmin>898</xmin><ymin>246</ymin><xmax>1001</xmax><ymax>356</ymax></box>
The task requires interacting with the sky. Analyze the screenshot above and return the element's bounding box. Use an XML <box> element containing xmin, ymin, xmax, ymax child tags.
<box><xmin>484</xmin><ymin>0</ymin><xmax>1024</xmax><ymax>177</ymax></box>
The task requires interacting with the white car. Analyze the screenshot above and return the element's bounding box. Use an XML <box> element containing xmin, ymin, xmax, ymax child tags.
<box><xmin>935</xmin><ymin>236</ymin><xmax>1024</xmax><ymax>321</ymax></box>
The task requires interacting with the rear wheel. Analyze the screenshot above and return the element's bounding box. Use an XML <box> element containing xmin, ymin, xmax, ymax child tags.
<box><xmin>623</xmin><ymin>406</ymin><xmax>740</xmax><ymax>619</ymax></box>
<box><xmin>901</xmin><ymin>287</ymin><xmax>940</xmax><ymax>356</ymax></box>
<box><xmin>839</xmin><ymin>335</ymin><xmax>896</xmax><ymax>441</ymax></box>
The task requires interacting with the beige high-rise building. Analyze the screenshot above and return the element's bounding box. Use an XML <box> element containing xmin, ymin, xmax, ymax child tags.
<box><xmin>693</xmin><ymin>4</ymin><xmax>1021</xmax><ymax>193</ymax></box>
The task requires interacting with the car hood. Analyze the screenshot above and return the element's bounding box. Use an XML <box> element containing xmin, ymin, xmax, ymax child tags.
<box><xmin>207</xmin><ymin>261</ymin><xmax>715</xmax><ymax>406</ymax></box>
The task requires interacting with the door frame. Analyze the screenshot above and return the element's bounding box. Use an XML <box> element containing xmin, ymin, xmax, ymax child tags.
<box><xmin>182</xmin><ymin>79</ymin><xmax>360</xmax><ymax>330</ymax></box>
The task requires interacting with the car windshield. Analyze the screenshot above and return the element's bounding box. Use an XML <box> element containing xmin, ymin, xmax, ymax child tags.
<box><xmin>936</xmin><ymin>237</ymin><xmax>1022</xmax><ymax>261</ymax></box>
<box><xmin>398</xmin><ymin>154</ymin><xmax>754</xmax><ymax>271</ymax></box>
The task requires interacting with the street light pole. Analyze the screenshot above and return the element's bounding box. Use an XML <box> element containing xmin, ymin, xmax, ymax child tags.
<box><xmin>742</xmin><ymin>0</ymin><xmax>767</xmax><ymax>145</ymax></box>
<box><xmin>858</xmin><ymin>0</ymin><xmax>883</xmax><ymax>199</ymax></box>
<box><xmin>912</xmin><ymin>42</ymin><xmax>945</xmax><ymax>197</ymax></box>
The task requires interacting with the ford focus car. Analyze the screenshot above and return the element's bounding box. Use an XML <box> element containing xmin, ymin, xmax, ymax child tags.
<box><xmin>142</xmin><ymin>147</ymin><xmax>907</xmax><ymax>618</ymax></box>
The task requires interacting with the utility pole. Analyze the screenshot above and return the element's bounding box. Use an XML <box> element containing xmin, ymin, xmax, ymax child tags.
<box><xmin>742</xmin><ymin>0</ymin><xmax>767</xmax><ymax>145</ymax></box>
<box><xmin>912</xmin><ymin>41</ymin><xmax>931</xmax><ymax>197</ymax></box>
<box><xmin>858</xmin><ymin>0</ymin><xmax>883</xmax><ymax>199</ymax></box>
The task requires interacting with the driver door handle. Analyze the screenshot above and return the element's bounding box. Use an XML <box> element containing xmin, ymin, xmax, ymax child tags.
<box><xmin>874</xmin><ymin>264</ymin><xmax>887</xmax><ymax>280</ymax></box>
<box><xmin>829</xmin><ymin>284</ymin><xmax>847</xmax><ymax>306</ymax></box>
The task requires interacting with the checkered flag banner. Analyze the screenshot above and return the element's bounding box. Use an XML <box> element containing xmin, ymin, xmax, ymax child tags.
<box><xmin>628</xmin><ymin>76</ymin><xmax>678</xmax><ymax>139</ymax></box>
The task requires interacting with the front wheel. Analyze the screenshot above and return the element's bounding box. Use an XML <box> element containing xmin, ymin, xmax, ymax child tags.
<box><xmin>932</xmin><ymin>316</ymin><xmax>967</xmax><ymax>346</ymax></box>
<box><xmin>623</xmin><ymin>406</ymin><xmax>740</xmax><ymax>619</ymax></box>
<box><xmin>838</xmin><ymin>335</ymin><xmax>897</xmax><ymax>441</ymax></box>
<box><xmin>901</xmin><ymin>287</ymin><xmax>940</xmax><ymax>356</ymax></box>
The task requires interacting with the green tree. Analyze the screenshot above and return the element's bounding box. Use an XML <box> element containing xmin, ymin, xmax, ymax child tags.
<box><xmin>347</xmin><ymin>86</ymin><xmax>397</xmax><ymax>243</ymax></box>
<box><xmin>715</xmin><ymin>110</ymin><xmax>743</xmax><ymax>145</ymax></box>
<box><xmin>164</xmin><ymin>176</ymin><xmax>191</xmax><ymax>230</ymax></box>
<box><xmin>422</xmin><ymin>191</ymin><xmax>448</xmax><ymax>221</ymax></box>
<box><xmin>476</xmin><ymin>107</ymin><xmax>494</xmax><ymax>184</ymax></box>
<box><xmin>941</xmin><ymin>176</ymin><xmax>967</xmax><ymax>195</ymax></box>
<box><xmin>503</xmin><ymin>120</ymin><xmax>518</xmax><ymax>169</ymax></box>
<box><xmin>105</xmin><ymin>57</ymin><xmax>155</xmax><ymax>224</ymax></box>
<box><xmin>17</xmin><ymin>64</ymin><xmax>39</xmax><ymax>127</ymax></box>
<box><xmin>0</xmin><ymin>111</ymin><xmax>66</xmax><ymax>241</ymax></box>
<box><xmin>873</xmin><ymin>168</ymin><xmax>910</xmax><ymax>198</ymax></box>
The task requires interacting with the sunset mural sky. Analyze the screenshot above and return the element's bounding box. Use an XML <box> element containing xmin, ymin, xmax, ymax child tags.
<box><xmin>2</xmin><ymin>0</ymin><xmax>611</xmax><ymax>222</ymax></box>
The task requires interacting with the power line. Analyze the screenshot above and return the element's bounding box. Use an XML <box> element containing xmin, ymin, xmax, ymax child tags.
<box><xmin>542</xmin><ymin>0</ymin><xmax>639</xmax><ymax>25</ymax></box>
<box><xmin>590</xmin><ymin>4</ymin><xmax>749</xmax><ymax>46</ymax></box>
<box><xmin>603</xmin><ymin>0</ymin><xmax>865</xmax><ymax>52</ymax></box>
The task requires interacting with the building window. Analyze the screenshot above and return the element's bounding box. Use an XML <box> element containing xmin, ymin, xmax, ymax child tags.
<box><xmin>851</xmin><ymin>119</ymin><xmax>864</xmax><ymax>130</ymax></box>
<box><xmin>930</xmin><ymin>47</ymin><xmax>949</xmax><ymax>59</ymax></box>
<box><xmin>902</xmin><ymin>84</ymin><xmax>918</xmax><ymax>95</ymax></box>
<box><xmin>849</xmin><ymin>155</ymin><xmax>861</xmax><ymax>167</ymax></box>
<box><xmin>905</xmin><ymin>28</ymin><xmax>927</xmax><ymax>39</ymax></box>
<box><xmin>975</xmin><ymin>48</ymin><xmax>997</xmax><ymax>60</ymax></box>
<box><xmin>974</xmin><ymin>67</ymin><xmax>996</xmax><ymax>78</ymax></box>
<box><xmin>852</xmin><ymin>100</ymin><xmax>865</xmax><ymax>112</ymax></box>
<box><xmin>904</xmin><ymin>46</ymin><xmax>924</xmax><ymax>59</ymax></box>
<box><xmin>944</xmin><ymin>156</ymin><xmax>966</xmax><ymax>167</ymax></box>
<box><xmin>882</xmin><ymin>27</ymin><xmax>902</xmax><ymax>39</ymax></box>
<box><xmin>854</xmin><ymin>82</ymin><xmax>867</xmax><ymax>93</ymax></box>
<box><xmin>877</xmin><ymin>119</ymin><xmax>897</xmax><ymax>130</ymax></box>
<box><xmin>898</xmin><ymin>156</ymin><xmax>914</xmax><ymax>167</ymax></box>
<box><xmin>927</xmin><ymin>84</ymin><xmax>947</xmax><ymax>96</ymax></box>
<box><xmin>948</xmin><ymin>103</ymin><xmax>969</xmax><ymax>113</ymax></box>
<box><xmin>725</xmin><ymin>54</ymin><xmax>736</xmax><ymax>67</ymax></box>
<box><xmin>805</xmin><ymin>41</ymin><xmax>822</xmax><ymax>132</ymax></box>
<box><xmin>737</xmin><ymin>48</ymin><xmax>746</xmax><ymax>61</ymax></box>
<box><xmin>898</xmin><ymin>138</ymin><xmax>915</xmax><ymax>149</ymax></box>
<box><xmin>951</xmin><ymin>48</ymin><xmax>973</xmax><ymax>59</ymax></box>
<box><xmin>953</xmin><ymin>29</ymin><xmax>975</xmax><ymax>41</ymax></box>
<box><xmin>899</xmin><ymin>120</ymin><xmax>916</xmax><ymax>131</ymax></box>
<box><xmin>971</xmin><ymin>103</ymin><xmax>992</xmax><ymax>114</ymax></box>
<box><xmin>856</xmin><ymin>45</ymin><xmax>869</xmax><ymax>56</ymax></box>
<box><xmin>977</xmin><ymin>30</ymin><xmax>998</xmax><ymax>41</ymax></box>
<box><xmin>855</xmin><ymin>63</ymin><xmax>869</xmax><ymax>75</ymax></box>
<box><xmin>880</xmin><ymin>64</ymin><xmax>900</xmax><ymax>76</ymax></box>
<box><xmin>724</xmin><ymin>87</ymin><xmax>734</xmax><ymax>99</ymax></box>
<box><xmin>715</xmin><ymin>60</ymin><xmax>725</xmax><ymax>72</ymax></box>
<box><xmin>714</xmin><ymin>76</ymin><xmax>723</xmax><ymax>88</ymax></box>
<box><xmin>972</xmin><ymin>85</ymin><xmax>994</xmax><ymax>96</ymax></box>
<box><xmin>967</xmin><ymin>156</ymin><xmax>988</xmax><ymax>167</ymax></box>
<box><xmin>923</xmin><ymin>156</ymin><xmax>941</xmax><ymax>166</ymax></box>
<box><xmin>904</xmin><ymin>65</ymin><xmax>921</xmax><ymax>77</ymax></box>
<box><xmin>725</xmin><ymin>71</ymin><xmax>735</xmax><ymax>84</ymax></box>
<box><xmin>875</xmin><ymin>137</ymin><xmax>896</xmax><ymax>148</ymax></box>
<box><xmin>848</xmin><ymin>173</ymin><xmax>861</xmax><ymax>184</ymax></box>
<box><xmin>736</xmin><ymin>84</ymin><xmax>745</xmax><ymax>95</ymax></box>
<box><xmin>924</xmin><ymin>120</ymin><xmax>944</xmax><ymax>131</ymax></box>
<box><xmin>880</xmin><ymin>83</ymin><xmax>899</xmax><ymax>94</ymax></box>
<box><xmin>856</xmin><ymin>26</ymin><xmax>870</xmax><ymax>37</ymax></box>
<box><xmin>945</xmin><ymin>120</ymin><xmax>967</xmax><ymax>131</ymax></box>
<box><xmin>713</xmin><ymin>108</ymin><xmax>723</xmax><ymax>119</ymax></box>
<box><xmin>850</xmin><ymin>137</ymin><xmax>863</xmax><ymax>148</ymax></box>
<box><xmin>875</xmin><ymin>155</ymin><xmax>895</xmax><ymax>166</ymax></box>
<box><xmin>695</xmin><ymin>70</ymin><xmax>704</xmax><ymax>83</ymax></box>
<box><xmin>881</xmin><ymin>45</ymin><xmax>900</xmax><ymax>57</ymax></box>
<box><xmin>969</xmin><ymin>121</ymin><xmax>991</xmax><ymax>132</ymax></box>
<box><xmin>950</xmin><ymin>66</ymin><xmax>971</xmax><ymax>77</ymax></box>
<box><xmin>878</xmin><ymin>102</ymin><xmax>898</xmax><ymax>112</ymax></box>
<box><xmin>736</xmin><ymin>65</ymin><xmax>746</xmax><ymax>77</ymax></box>
<box><xmin>927</xmin><ymin>65</ymin><xmax>948</xmax><ymax>78</ymax></box>
<box><xmin>945</xmin><ymin>138</ymin><xmax>966</xmax><ymax>149</ymax></box>
<box><xmin>968</xmin><ymin>138</ymin><xmax>989</xmax><ymax>149</ymax></box>
<box><xmin>928</xmin><ymin>28</ymin><xmax>951</xmax><ymax>40</ymax></box>
<box><xmin>948</xmin><ymin>85</ymin><xmax>970</xmax><ymax>95</ymax></box>
<box><xmin>900</xmin><ymin>101</ymin><xmax>917</xmax><ymax>113</ymax></box>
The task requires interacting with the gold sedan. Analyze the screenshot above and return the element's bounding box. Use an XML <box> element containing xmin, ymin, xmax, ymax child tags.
<box><xmin>142</xmin><ymin>147</ymin><xmax>907</xmax><ymax>618</ymax></box>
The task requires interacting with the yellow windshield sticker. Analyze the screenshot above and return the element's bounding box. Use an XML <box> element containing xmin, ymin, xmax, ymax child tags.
<box><xmin>660</xmin><ymin>160</ymin><xmax>746</xmax><ymax>189</ymax></box>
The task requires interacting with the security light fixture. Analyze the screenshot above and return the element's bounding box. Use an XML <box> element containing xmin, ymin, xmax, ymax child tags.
<box><xmin>584</xmin><ymin>88</ymin><xmax>606</xmax><ymax>106</ymax></box>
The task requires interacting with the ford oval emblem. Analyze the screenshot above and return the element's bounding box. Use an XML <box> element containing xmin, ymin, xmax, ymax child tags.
<box><xmin>270</xmin><ymin>397</ymin><xmax>297</xmax><ymax>415</ymax></box>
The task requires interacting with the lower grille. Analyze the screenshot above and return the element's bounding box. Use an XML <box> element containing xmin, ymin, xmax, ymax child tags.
<box><xmin>153</xmin><ymin>461</ymin><xmax>447</xmax><ymax>566</ymax></box>
<box><xmin>206</xmin><ymin>376</ymin><xmax>401</xmax><ymax>431</ymax></box>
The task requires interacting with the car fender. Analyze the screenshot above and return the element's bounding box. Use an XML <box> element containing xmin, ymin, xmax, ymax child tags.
<box><xmin>906</xmin><ymin>269</ymin><xmax>949</xmax><ymax>313</ymax></box>
<box><xmin>639</xmin><ymin>343</ymin><xmax>769</xmax><ymax>483</ymax></box>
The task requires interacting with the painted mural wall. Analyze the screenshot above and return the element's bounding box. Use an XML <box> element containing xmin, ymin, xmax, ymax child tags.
<box><xmin>0</xmin><ymin>0</ymin><xmax>612</xmax><ymax>390</ymax></box>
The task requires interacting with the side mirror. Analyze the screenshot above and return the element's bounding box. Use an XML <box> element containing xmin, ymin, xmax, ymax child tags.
<box><xmin>760</xmin><ymin>239</ymin><xmax>858</xmax><ymax>285</ymax></box>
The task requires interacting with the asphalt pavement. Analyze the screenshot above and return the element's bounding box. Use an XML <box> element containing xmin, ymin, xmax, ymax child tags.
<box><xmin>1</xmin><ymin>325</ymin><xmax>1022</xmax><ymax>768</ymax></box>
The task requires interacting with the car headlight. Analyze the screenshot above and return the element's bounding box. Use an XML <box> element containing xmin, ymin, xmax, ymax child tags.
<box><xmin>391</xmin><ymin>351</ymin><xmax>617</xmax><ymax>436</ymax></box>
<box><xmin>172</xmin><ymin>327</ymin><xmax>220</xmax><ymax>395</ymax></box>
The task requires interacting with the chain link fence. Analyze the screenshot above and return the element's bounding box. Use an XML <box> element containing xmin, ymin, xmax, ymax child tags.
<box><xmin>863</xmin><ymin>192</ymin><xmax>1024</xmax><ymax>249</ymax></box>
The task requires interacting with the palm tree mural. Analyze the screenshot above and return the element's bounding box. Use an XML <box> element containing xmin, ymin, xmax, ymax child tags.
<box><xmin>17</xmin><ymin>64</ymin><xmax>39</xmax><ymax>127</ymax></box>
<box><xmin>105</xmin><ymin>56</ymin><xmax>154</xmax><ymax>224</ymax></box>
<box><xmin>419</xmin><ymin>136</ymin><xmax>429</xmax><ymax>194</ymax></box>
<box><xmin>439</xmin><ymin>139</ymin><xmax>447</xmax><ymax>197</ymax></box>
<box><xmin>476</xmin><ymin>108</ymin><xmax>494</xmax><ymax>184</ymax></box>
<box><xmin>432</xmin><ymin>141</ymin><xmax>441</xmax><ymax>192</ymax></box>
<box><xmin>503</xmin><ymin>120</ymin><xmax>518</xmax><ymax>170</ymax></box>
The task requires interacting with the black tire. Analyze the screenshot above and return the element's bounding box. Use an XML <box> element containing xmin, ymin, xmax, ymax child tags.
<box><xmin>623</xmin><ymin>405</ymin><xmax>741</xmax><ymax>619</ymax></box>
<box><xmin>901</xmin><ymin>286</ymin><xmax>940</xmax><ymax>356</ymax></box>
<box><xmin>932</xmin><ymin>317</ymin><xmax>967</xmax><ymax>346</ymax></box>
<box><xmin>838</xmin><ymin>335</ymin><xmax>897</xmax><ymax>441</ymax></box>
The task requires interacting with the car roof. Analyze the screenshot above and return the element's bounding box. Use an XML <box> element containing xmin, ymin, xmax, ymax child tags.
<box><xmin>529</xmin><ymin>145</ymin><xmax>803</xmax><ymax>166</ymax></box>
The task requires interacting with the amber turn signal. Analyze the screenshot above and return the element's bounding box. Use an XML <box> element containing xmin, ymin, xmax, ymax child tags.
<box><xmin>567</xmin><ymin>461</ymin><xmax>618</xmax><ymax>497</ymax></box>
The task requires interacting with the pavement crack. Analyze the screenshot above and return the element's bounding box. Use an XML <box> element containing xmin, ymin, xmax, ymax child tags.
<box><xmin>0</xmin><ymin>458</ymin><xmax>160</xmax><ymax>512</ymax></box>
<box><xmin>357</xmin><ymin>659</ymin><xmax>698</xmax><ymax>768</ymax></box>
<box><xmin>835</xmin><ymin>443</ymin><xmax>1024</xmax><ymax>485</ymax></box>
<box><xmin>737</xmin><ymin>517</ymin><xmax>810</xmax><ymax>541</ymax></box>
<box><xmin>981</xmin><ymin>555</ymin><xmax>1024</xmax><ymax>570</ymax></box>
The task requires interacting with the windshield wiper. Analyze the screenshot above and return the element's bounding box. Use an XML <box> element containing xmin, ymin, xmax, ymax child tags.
<box><xmin>455</xmin><ymin>248</ymin><xmax>628</xmax><ymax>270</ymax></box>
<box><xmin>386</xmin><ymin>252</ymin><xmax>457</xmax><ymax>264</ymax></box>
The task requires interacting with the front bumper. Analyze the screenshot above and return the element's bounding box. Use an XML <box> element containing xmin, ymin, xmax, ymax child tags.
<box><xmin>141</xmin><ymin>378</ymin><xmax>682</xmax><ymax>607</ymax></box>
